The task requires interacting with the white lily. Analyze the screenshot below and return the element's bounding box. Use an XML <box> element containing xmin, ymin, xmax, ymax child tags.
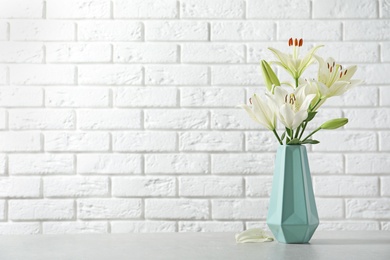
<box><xmin>269</xmin><ymin>38</ymin><xmax>323</xmax><ymax>82</ymax></box>
<box><xmin>269</xmin><ymin>85</ymin><xmax>316</xmax><ymax>130</ymax></box>
<box><xmin>314</xmin><ymin>55</ymin><xmax>363</xmax><ymax>98</ymax></box>
<box><xmin>239</xmin><ymin>94</ymin><xmax>277</xmax><ymax>131</ymax></box>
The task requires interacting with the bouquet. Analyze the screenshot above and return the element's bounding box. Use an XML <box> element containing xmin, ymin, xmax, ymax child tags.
<box><xmin>240</xmin><ymin>38</ymin><xmax>362</xmax><ymax>145</ymax></box>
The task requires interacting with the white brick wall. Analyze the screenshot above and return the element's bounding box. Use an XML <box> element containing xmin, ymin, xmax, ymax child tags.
<box><xmin>0</xmin><ymin>0</ymin><xmax>388</xmax><ymax>234</ymax></box>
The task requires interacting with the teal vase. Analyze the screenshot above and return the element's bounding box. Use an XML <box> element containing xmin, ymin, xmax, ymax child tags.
<box><xmin>266</xmin><ymin>145</ymin><xmax>319</xmax><ymax>244</ymax></box>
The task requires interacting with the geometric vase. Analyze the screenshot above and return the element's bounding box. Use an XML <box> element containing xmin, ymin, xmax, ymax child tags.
<box><xmin>266</xmin><ymin>145</ymin><xmax>319</xmax><ymax>243</ymax></box>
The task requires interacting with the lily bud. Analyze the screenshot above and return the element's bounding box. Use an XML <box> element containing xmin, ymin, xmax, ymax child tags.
<box><xmin>261</xmin><ymin>60</ymin><xmax>280</xmax><ymax>93</ymax></box>
<box><xmin>320</xmin><ymin>118</ymin><xmax>348</xmax><ymax>130</ymax></box>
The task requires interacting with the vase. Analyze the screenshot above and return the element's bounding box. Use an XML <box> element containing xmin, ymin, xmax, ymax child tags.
<box><xmin>266</xmin><ymin>145</ymin><xmax>319</xmax><ymax>244</ymax></box>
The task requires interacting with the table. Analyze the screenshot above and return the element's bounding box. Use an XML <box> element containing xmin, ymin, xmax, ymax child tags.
<box><xmin>0</xmin><ymin>231</ymin><xmax>389</xmax><ymax>259</ymax></box>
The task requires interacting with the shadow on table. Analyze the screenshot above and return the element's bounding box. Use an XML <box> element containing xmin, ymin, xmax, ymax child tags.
<box><xmin>311</xmin><ymin>239</ymin><xmax>390</xmax><ymax>245</ymax></box>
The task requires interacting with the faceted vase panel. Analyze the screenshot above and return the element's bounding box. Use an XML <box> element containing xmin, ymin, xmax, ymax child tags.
<box><xmin>267</xmin><ymin>145</ymin><xmax>319</xmax><ymax>244</ymax></box>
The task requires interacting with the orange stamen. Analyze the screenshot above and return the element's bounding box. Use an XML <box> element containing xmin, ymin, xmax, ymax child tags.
<box><xmin>299</xmin><ymin>38</ymin><xmax>303</xmax><ymax>47</ymax></box>
<box><xmin>288</xmin><ymin>38</ymin><xmax>293</xmax><ymax>46</ymax></box>
<box><xmin>294</xmin><ymin>38</ymin><xmax>298</xmax><ymax>46</ymax></box>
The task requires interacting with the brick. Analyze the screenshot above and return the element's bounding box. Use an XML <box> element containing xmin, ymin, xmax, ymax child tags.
<box><xmin>78</xmin><ymin>65</ymin><xmax>142</xmax><ymax>85</ymax></box>
<box><xmin>0</xmin><ymin>87</ymin><xmax>43</xmax><ymax>107</ymax></box>
<box><xmin>380</xmin><ymin>132</ymin><xmax>390</xmax><ymax>151</ymax></box>
<box><xmin>0</xmin><ymin>177</ymin><xmax>40</xmax><ymax>198</ymax></box>
<box><xmin>247</xmin><ymin>42</ymin><xmax>290</xmax><ymax>63</ymax></box>
<box><xmin>114</xmin><ymin>43</ymin><xmax>178</xmax><ymax>63</ymax></box>
<box><xmin>179</xmin><ymin>176</ymin><xmax>243</xmax><ymax>197</ymax></box>
<box><xmin>345</xmin><ymin>21</ymin><xmax>390</xmax><ymax>40</ymax></box>
<box><xmin>212</xmin><ymin>199</ymin><xmax>268</xmax><ymax>220</ymax></box>
<box><xmin>308</xmin><ymin>153</ymin><xmax>344</xmax><ymax>174</ymax></box>
<box><xmin>9</xmin><ymin>200</ymin><xmax>74</xmax><ymax>220</ymax></box>
<box><xmin>145</xmin><ymin>199</ymin><xmax>209</xmax><ymax>219</ymax></box>
<box><xmin>9</xmin><ymin>109</ymin><xmax>75</xmax><ymax>130</ymax></box>
<box><xmin>11</xmin><ymin>20</ymin><xmax>75</xmax><ymax>41</ymax></box>
<box><xmin>46</xmin><ymin>43</ymin><xmax>111</xmax><ymax>63</ymax></box>
<box><xmin>381</xmin><ymin>177</ymin><xmax>390</xmax><ymax>196</ymax></box>
<box><xmin>382</xmin><ymin>222</ymin><xmax>390</xmax><ymax>230</ymax></box>
<box><xmin>245</xmin><ymin>176</ymin><xmax>273</xmax><ymax>197</ymax></box>
<box><xmin>0</xmin><ymin>43</ymin><xmax>43</xmax><ymax>63</ymax></box>
<box><xmin>314</xmin><ymin>176</ymin><xmax>378</xmax><ymax>196</ymax></box>
<box><xmin>313</xmin><ymin>0</ymin><xmax>377</xmax><ymax>18</ymax></box>
<box><xmin>181</xmin><ymin>87</ymin><xmax>245</xmax><ymax>107</ymax></box>
<box><xmin>381</xmin><ymin>0</ymin><xmax>390</xmax><ymax>18</ymax></box>
<box><xmin>245</xmin><ymin>222</ymin><xmax>268</xmax><ymax>230</ymax></box>
<box><xmin>0</xmin><ymin>223</ymin><xmax>40</xmax><ymax>235</ymax></box>
<box><xmin>324</xmin><ymin>87</ymin><xmax>378</xmax><ymax>107</ymax></box>
<box><xmin>45</xmin><ymin>132</ymin><xmax>109</xmax><ymax>152</ymax></box>
<box><xmin>145</xmin><ymin>21</ymin><xmax>208</xmax><ymax>41</ymax></box>
<box><xmin>112</xmin><ymin>177</ymin><xmax>176</xmax><ymax>197</ymax></box>
<box><xmin>347</xmin><ymin>154</ymin><xmax>390</xmax><ymax>174</ymax></box>
<box><xmin>0</xmin><ymin>109</ymin><xmax>5</xmax><ymax>130</ymax></box>
<box><xmin>46</xmin><ymin>87</ymin><xmax>109</xmax><ymax>107</ymax></box>
<box><xmin>78</xmin><ymin>109</ymin><xmax>141</xmax><ymax>130</ymax></box>
<box><xmin>43</xmin><ymin>222</ymin><xmax>108</xmax><ymax>234</ymax></box>
<box><xmin>278</xmin><ymin>21</ymin><xmax>342</xmax><ymax>41</ymax></box>
<box><xmin>0</xmin><ymin>65</ymin><xmax>6</xmax><ymax>85</ymax></box>
<box><xmin>0</xmin><ymin>132</ymin><xmax>41</xmax><ymax>152</ymax></box>
<box><xmin>179</xmin><ymin>222</ymin><xmax>243</xmax><ymax>232</ymax></box>
<box><xmin>179</xmin><ymin>132</ymin><xmax>243</xmax><ymax>152</ymax></box>
<box><xmin>77</xmin><ymin>154</ymin><xmax>142</xmax><ymax>175</ymax></box>
<box><xmin>146</xmin><ymin>65</ymin><xmax>208</xmax><ymax>85</ymax></box>
<box><xmin>47</xmin><ymin>0</ymin><xmax>110</xmax><ymax>18</ymax></box>
<box><xmin>181</xmin><ymin>0</ymin><xmax>244</xmax><ymax>18</ymax></box>
<box><xmin>317</xmin><ymin>199</ymin><xmax>343</xmax><ymax>219</ymax></box>
<box><xmin>211</xmin><ymin>109</ymin><xmax>264</xmax><ymax>130</ymax></box>
<box><xmin>248</xmin><ymin>0</ymin><xmax>310</xmax><ymax>18</ymax></box>
<box><xmin>114</xmin><ymin>0</ymin><xmax>178</xmax><ymax>18</ymax></box>
<box><xmin>145</xmin><ymin>109</ymin><xmax>208</xmax><ymax>129</ymax></box>
<box><xmin>44</xmin><ymin>177</ymin><xmax>109</xmax><ymax>197</ymax></box>
<box><xmin>0</xmin><ymin>200</ymin><xmax>4</xmax><ymax>219</ymax></box>
<box><xmin>383</xmin><ymin>43</ymin><xmax>390</xmax><ymax>61</ymax></box>
<box><xmin>78</xmin><ymin>21</ymin><xmax>142</xmax><ymax>41</ymax></box>
<box><xmin>145</xmin><ymin>154</ymin><xmax>208</xmax><ymax>174</ymax></box>
<box><xmin>380</xmin><ymin>87</ymin><xmax>390</xmax><ymax>106</ymax></box>
<box><xmin>112</xmin><ymin>132</ymin><xmax>176</xmax><ymax>152</ymax></box>
<box><xmin>246</xmin><ymin>132</ymin><xmax>279</xmax><ymax>152</ymax></box>
<box><xmin>0</xmin><ymin>22</ymin><xmax>6</xmax><ymax>40</ymax></box>
<box><xmin>0</xmin><ymin>155</ymin><xmax>5</xmax><ymax>175</ymax></box>
<box><xmin>182</xmin><ymin>43</ymin><xmax>244</xmax><ymax>63</ymax></box>
<box><xmin>320</xmin><ymin>43</ymin><xmax>380</xmax><ymax>63</ymax></box>
<box><xmin>9</xmin><ymin>154</ymin><xmax>74</xmax><ymax>175</ymax></box>
<box><xmin>312</xmin><ymin>131</ymin><xmax>377</xmax><ymax>152</ymax></box>
<box><xmin>212</xmin><ymin>154</ymin><xmax>274</xmax><ymax>175</ymax></box>
<box><xmin>211</xmin><ymin>65</ymin><xmax>262</xmax><ymax>85</ymax></box>
<box><xmin>0</xmin><ymin>0</ymin><xmax>43</xmax><ymax>18</ymax></box>
<box><xmin>114</xmin><ymin>87</ymin><xmax>177</xmax><ymax>107</ymax></box>
<box><xmin>211</xmin><ymin>21</ymin><xmax>275</xmax><ymax>41</ymax></box>
<box><xmin>111</xmin><ymin>221</ymin><xmax>176</xmax><ymax>233</ymax></box>
<box><xmin>78</xmin><ymin>199</ymin><xmax>142</xmax><ymax>219</ymax></box>
<box><xmin>347</xmin><ymin>199</ymin><xmax>390</xmax><ymax>219</ymax></box>
<box><xmin>10</xmin><ymin>65</ymin><xmax>75</xmax><ymax>85</ymax></box>
<box><xmin>318</xmin><ymin>221</ymin><xmax>379</xmax><ymax>231</ymax></box>
<box><xmin>304</xmin><ymin>108</ymin><xmax>343</xmax><ymax>130</ymax></box>
<box><xmin>357</xmin><ymin>64</ymin><xmax>390</xmax><ymax>84</ymax></box>
<box><xmin>344</xmin><ymin>108</ymin><xmax>390</xmax><ymax>129</ymax></box>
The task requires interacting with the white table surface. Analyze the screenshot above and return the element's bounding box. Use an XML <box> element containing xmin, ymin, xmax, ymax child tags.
<box><xmin>0</xmin><ymin>231</ymin><xmax>389</xmax><ymax>260</ymax></box>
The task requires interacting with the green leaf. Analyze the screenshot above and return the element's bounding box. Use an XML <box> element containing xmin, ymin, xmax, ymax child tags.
<box><xmin>302</xmin><ymin>139</ymin><xmax>320</xmax><ymax>144</ymax></box>
<box><xmin>305</xmin><ymin>111</ymin><xmax>317</xmax><ymax>122</ymax></box>
<box><xmin>320</xmin><ymin>118</ymin><xmax>348</xmax><ymax>130</ymax></box>
<box><xmin>286</xmin><ymin>128</ymin><xmax>293</xmax><ymax>138</ymax></box>
<box><xmin>280</xmin><ymin>131</ymin><xmax>286</xmax><ymax>141</ymax></box>
<box><xmin>287</xmin><ymin>138</ymin><xmax>301</xmax><ymax>145</ymax></box>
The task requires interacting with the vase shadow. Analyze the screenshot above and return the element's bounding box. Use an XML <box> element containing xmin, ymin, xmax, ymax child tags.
<box><xmin>311</xmin><ymin>238</ymin><xmax>390</xmax><ymax>245</ymax></box>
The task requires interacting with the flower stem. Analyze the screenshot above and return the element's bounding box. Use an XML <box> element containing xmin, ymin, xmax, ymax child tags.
<box><xmin>272</xmin><ymin>129</ymin><xmax>283</xmax><ymax>145</ymax></box>
<box><xmin>295</xmin><ymin>78</ymin><xmax>298</xmax><ymax>89</ymax></box>
<box><xmin>298</xmin><ymin>122</ymin><xmax>307</xmax><ymax>139</ymax></box>
<box><xmin>302</xmin><ymin>127</ymin><xmax>321</xmax><ymax>142</ymax></box>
